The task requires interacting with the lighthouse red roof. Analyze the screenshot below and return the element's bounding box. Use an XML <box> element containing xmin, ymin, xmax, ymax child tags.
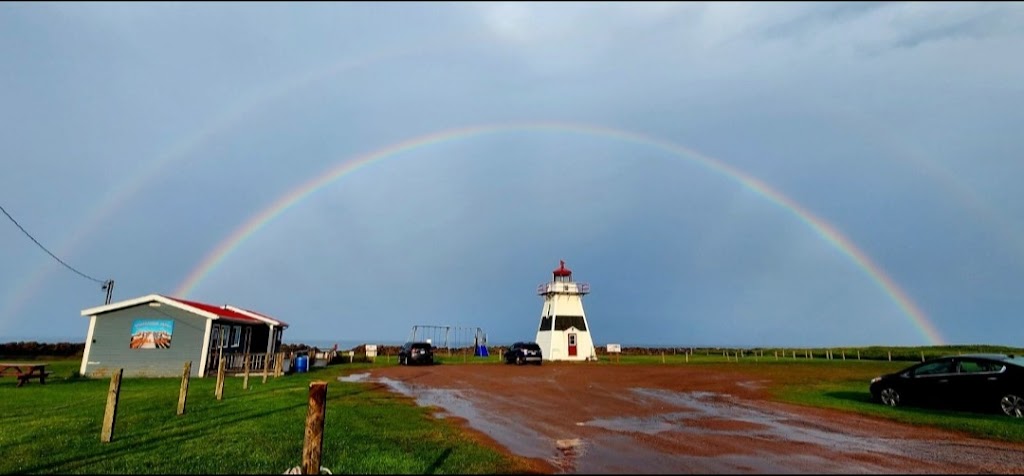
<box><xmin>553</xmin><ymin>260</ymin><xmax>572</xmax><ymax>277</ymax></box>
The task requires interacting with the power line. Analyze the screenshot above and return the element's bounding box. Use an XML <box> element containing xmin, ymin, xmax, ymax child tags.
<box><xmin>1</xmin><ymin>204</ymin><xmax>107</xmax><ymax>284</ymax></box>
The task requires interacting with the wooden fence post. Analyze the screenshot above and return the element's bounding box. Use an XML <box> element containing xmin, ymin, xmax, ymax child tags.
<box><xmin>177</xmin><ymin>361</ymin><xmax>191</xmax><ymax>415</ymax></box>
<box><xmin>888</xmin><ymin>351</ymin><xmax>892</xmax><ymax>362</ymax></box>
<box><xmin>857</xmin><ymin>349</ymin><xmax>861</xmax><ymax>360</ymax></box>
<box><xmin>243</xmin><ymin>354</ymin><xmax>251</xmax><ymax>390</ymax></box>
<box><xmin>302</xmin><ymin>381</ymin><xmax>328</xmax><ymax>475</ymax></box>
<box><xmin>661</xmin><ymin>352</ymin><xmax>665</xmax><ymax>364</ymax></box>
<box><xmin>921</xmin><ymin>351</ymin><xmax>925</xmax><ymax>362</ymax></box>
<box><xmin>216</xmin><ymin>358</ymin><xmax>226</xmax><ymax>400</ymax></box>
<box><xmin>263</xmin><ymin>351</ymin><xmax>272</xmax><ymax>384</ymax></box>
<box><xmin>100</xmin><ymin>368</ymin><xmax>123</xmax><ymax>443</ymax></box>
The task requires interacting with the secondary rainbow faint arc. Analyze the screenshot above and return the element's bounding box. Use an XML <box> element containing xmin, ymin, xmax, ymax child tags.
<box><xmin>173</xmin><ymin>121</ymin><xmax>944</xmax><ymax>345</ymax></box>
<box><xmin>0</xmin><ymin>30</ymin><xmax>483</xmax><ymax>328</ymax></box>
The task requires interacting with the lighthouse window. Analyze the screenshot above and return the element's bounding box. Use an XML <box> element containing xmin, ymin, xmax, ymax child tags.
<box><xmin>539</xmin><ymin>316</ymin><xmax>553</xmax><ymax>331</ymax></box>
<box><xmin>552</xmin><ymin>315</ymin><xmax>587</xmax><ymax>331</ymax></box>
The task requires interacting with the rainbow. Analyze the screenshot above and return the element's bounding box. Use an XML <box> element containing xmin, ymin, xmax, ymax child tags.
<box><xmin>0</xmin><ymin>34</ymin><xmax>477</xmax><ymax>329</ymax></box>
<box><xmin>173</xmin><ymin>121</ymin><xmax>944</xmax><ymax>344</ymax></box>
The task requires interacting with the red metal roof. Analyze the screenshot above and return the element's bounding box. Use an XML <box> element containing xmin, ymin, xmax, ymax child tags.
<box><xmin>163</xmin><ymin>296</ymin><xmax>266</xmax><ymax>325</ymax></box>
<box><xmin>232</xmin><ymin>306</ymin><xmax>289</xmax><ymax>328</ymax></box>
<box><xmin>553</xmin><ymin>260</ymin><xmax>572</xmax><ymax>277</ymax></box>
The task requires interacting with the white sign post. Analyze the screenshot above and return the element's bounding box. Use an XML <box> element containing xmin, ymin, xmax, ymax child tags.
<box><xmin>365</xmin><ymin>345</ymin><xmax>378</xmax><ymax>362</ymax></box>
<box><xmin>607</xmin><ymin>344</ymin><xmax>621</xmax><ymax>364</ymax></box>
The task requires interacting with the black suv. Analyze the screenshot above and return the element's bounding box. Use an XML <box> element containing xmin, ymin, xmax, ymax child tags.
<box><xmin>398</xmin><ymin>341</ymin><xmax>434</xmax><ymax>366</ymax></box>
<box><xmin>504</xmin><ymin>342</ymin><xmax>543</xmax><ymax>365</ymax></box>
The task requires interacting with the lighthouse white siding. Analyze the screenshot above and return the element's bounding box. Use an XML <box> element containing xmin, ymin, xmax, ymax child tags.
<box><xmin>535</xmin><ymin>262</ymin><xmax>597</xmax><ymax>361</ymax></box>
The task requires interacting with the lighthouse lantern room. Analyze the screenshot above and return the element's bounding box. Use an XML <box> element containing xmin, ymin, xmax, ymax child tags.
<box><xmin>535</xmin><ymin>260</ymin><xmax>596</xmax><ymax>361</ymax></box>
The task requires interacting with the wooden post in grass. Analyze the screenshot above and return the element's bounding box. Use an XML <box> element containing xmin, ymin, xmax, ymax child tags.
<box><xmin>857</xmin><ymin>350</ymin><xmax>861</xmax><ymax>360</ymax></box>
<box><xmin>841</xmin><ymin>350</ymin><xmax>846</xmax><ymax>360</ymax></box>
<box><xmin>661</xmin><ymin>352</ymin><xmax>665</xmax><ymax>364</ymax></box>
<box><xmin>888</xmin><ymin>351</ymin><xmax>892</xmax><ymax>362</ymax></box>
<box><xmin>216</xmin><ymin>358</ymin><xmax>226</xmax><ymax>401</ymax></box>
<box><xmin>302</xmin><ymin>381</ymin><xmax>328</xmax><ymax>475</ymax></box>
<box><xmin>921</xmin><ymin>351</ymin><xmax>925</xmax><ymax>362</ymax></box>
<box><xmin>100</xmin><ymin>368</ymin><xmax>123</xmax><ymax>443</ymax></box>
<box><xmin>243</xmin><ymin>353</ymin><xmax>251</xmax><ymax>390</ymax></box>
<box><xmin>177</xmin><ymin>361</ymin><xmax>191</xmax><ymax>415</ymax></box>
<box><xmin>263</xmin><ymin>351</ymin><xmax>272</xmax><ymax>384</ymax></box>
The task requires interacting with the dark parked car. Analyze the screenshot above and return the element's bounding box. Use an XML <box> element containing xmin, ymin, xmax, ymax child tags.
<box><xmin>869</xmin><ymin>353</ymin><xmax>1024</xmax><ymax>417</ymax></box>
<box><xmin>504</xmin><ymin>342</ymin><xmax>543</xmax><ymax>365</ymax></box>
<box><xmin>398</xmin><ymin>341</ymin><xmax>434</xmax><ymax>366</ymax></box>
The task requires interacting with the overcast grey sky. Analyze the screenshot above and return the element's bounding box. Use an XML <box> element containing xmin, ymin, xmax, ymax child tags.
<box><xmin>2</xmin><ymin>2</ymin><xmax>1023</xmax><ymax>347</ymax></box>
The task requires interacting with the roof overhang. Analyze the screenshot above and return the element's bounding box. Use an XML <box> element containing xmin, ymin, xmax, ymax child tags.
<box><xmin>224</xmin><ymin>305</ymin><xmax>288</xmax><ymax>328</ymax></box>
<box><xmin>82</xmin><ymin>294</ymin><xmax>219</xmax><ymax>320</ymax></box>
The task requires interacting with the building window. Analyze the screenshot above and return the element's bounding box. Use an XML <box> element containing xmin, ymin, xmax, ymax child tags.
<box><xmin>231</xmin><ymin>326</ymin><xmax>241</xmax><ymax>348</ymax></box>
<box><xmin>538</xmin><ymin>316</ymin><xmax>553</xmax><ymax>332</ymax></box>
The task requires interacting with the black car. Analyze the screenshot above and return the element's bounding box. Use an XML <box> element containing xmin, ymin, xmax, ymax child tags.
<box><xmin>869</xmin><ymin>353</ymin><xmax>1024</xmax><ymax>417</ymax></box>
<box><xmin>398</xmin><ymin>341</ymin><xmax>434</xmax><ymax>366</ymax></box>
<box><xmin>504</xmin><ymin>342</ymin><xmax>543</xmax><ymax>365</ymax></box>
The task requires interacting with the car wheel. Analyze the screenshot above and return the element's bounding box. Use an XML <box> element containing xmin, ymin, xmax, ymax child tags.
<box><xmin>1000</xmin><ymin>394</ymin><xmax>1024</xmax><ymax>417</ymax></box>
<box><xmin>879</xmin><ymin>387</ymin><xmax>900</xmax><ymax>407</ymax></box>
<box><xmin>516</xmin><ymin>355</ymin><xmax>524</xmax><ymax>365</ymax></box>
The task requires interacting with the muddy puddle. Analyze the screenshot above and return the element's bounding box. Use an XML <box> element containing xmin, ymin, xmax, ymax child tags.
<box><xmin>340</xmin><ymin>372</ymin><xmax>1024</xmax><ymax>473</ymax></box>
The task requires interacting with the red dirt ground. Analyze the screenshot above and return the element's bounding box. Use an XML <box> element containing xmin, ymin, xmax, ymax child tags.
<box><xmin>359</xmin><ymin>363</ymin><xmax>1024</xmax><ymax>474</ymax></box>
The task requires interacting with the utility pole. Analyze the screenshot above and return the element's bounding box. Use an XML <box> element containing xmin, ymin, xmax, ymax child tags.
<box><xmin>102</xmin><ymin>279</ymin><xmax>115</xmax><ymax>304</ymax></box>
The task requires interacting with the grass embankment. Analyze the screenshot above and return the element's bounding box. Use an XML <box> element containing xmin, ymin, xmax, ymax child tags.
<box><xmin>0</xmin><ymin>358</ymin><xmax>541</xmax><ymax>475</ymax></box>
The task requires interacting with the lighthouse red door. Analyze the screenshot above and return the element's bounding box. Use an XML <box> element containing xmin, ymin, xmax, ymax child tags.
<box><xmin>568</xmin><ymin>333</ymin><xmax>577</xmax><ymax>357</ymax></box>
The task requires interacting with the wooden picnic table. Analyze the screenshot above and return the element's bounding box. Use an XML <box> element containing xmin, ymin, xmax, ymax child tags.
<box><xmin>0</xmin><ymin>362</ymin><xmax>51</xmax><ymax>387</ymax></box>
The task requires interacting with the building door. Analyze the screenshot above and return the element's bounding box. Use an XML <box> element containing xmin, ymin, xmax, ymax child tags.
<box><xmin>568</xmin><ymin>333</ymin><xmax>577</xmax><ymax>356</ymax></box>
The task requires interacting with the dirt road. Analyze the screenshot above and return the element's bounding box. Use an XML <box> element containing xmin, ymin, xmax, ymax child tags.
<box><xmin>347</xmin><ymin>363</ymin><xmax>1024</xmax><ymax>474</ymax></box>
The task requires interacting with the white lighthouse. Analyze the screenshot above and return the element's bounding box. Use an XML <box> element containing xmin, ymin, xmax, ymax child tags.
<box><xmin>535</xmin><ymin>260</ymin><xmax>596</xmax><ymax>362</ymax></box>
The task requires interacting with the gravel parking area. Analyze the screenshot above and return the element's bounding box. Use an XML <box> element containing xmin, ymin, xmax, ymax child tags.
<box><xmin>347</xmin><ymin>363</ymin><xmax>1024</xmax><ymax>473</ymax></box>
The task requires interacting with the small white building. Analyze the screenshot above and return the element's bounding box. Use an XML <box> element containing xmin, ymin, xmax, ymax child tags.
<box><xmin>535</xmin><ymin>260</ymin><xmax>596</xmax><ymax>361</ymax></box>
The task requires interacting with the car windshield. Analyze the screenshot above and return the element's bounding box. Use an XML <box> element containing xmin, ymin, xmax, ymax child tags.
<box><xmin>1004</xmin><ymin>356</ymin><xmax>1024</xmax><ymax>367</ymax></box>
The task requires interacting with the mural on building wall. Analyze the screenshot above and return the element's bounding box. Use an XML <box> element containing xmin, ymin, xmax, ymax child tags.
<box><xmin>130</xmin><ymin>319</ymin><xmax>174</xmax><ymax>349</ymax></box>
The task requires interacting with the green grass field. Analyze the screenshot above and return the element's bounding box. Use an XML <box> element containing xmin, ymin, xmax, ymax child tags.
<box><xmin>4</xmin><ymin>346</ymin><xmax>1024</xmax><ymax>474</ymax></box>
<box><xmin>0</xmin><ymin>358</ymin><xmax>541</xmax><ymax>475</ymax></box>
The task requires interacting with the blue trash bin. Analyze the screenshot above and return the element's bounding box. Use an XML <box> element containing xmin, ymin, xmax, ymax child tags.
<box><xmin>295</xmin><ymin>355</ymin><xmax>309</xmax><ymax>373</ymax></box>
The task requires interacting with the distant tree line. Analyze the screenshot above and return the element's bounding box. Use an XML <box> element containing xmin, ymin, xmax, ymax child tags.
<box><xmin>0</xmin><ymin>341</ymin><xmax>85</xmax><ymax>358</ymax></box>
